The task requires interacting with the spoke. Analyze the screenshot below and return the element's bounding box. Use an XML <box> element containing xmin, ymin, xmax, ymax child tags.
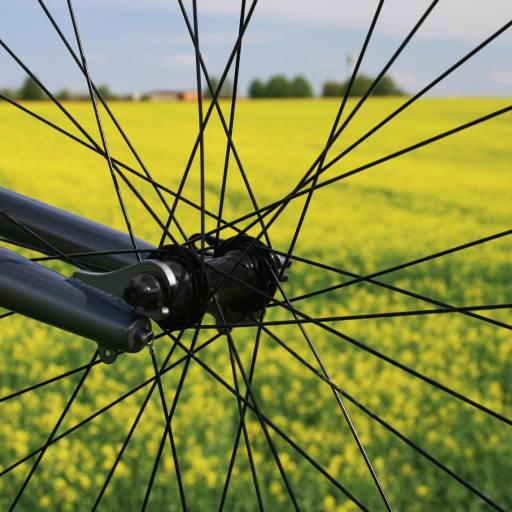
<box><xmin>190</xmin><ymin>86</ymin><xmax>510</xmax><ymax>245</ymax></box>
<box><xmin>199</xmin><ymin>303</ymin><xmax>512</xmax><ymax>329</ymax></box>
<box><xmin>66</xmin><ymin>0</ymin><xmax>141</xmax><ymax>261</ymax></box>
<box><xmin>291</xmin><ymin>228</ymin><xmax>512</xmax><ymax>304</ymax></box>
<box><xmin>216</xmin><ymin>0</ymin><xmax>247</xmax><ymax>245</ymax></box>
<box><xmin>223</xmin><ymin>330</ymin><xmax>264</xmax><ymax>511</ymax></box>
<box><xmin>203</xmin><ymin>262</ymin><xmax>512</xmax><ymax>424</ymax></box>
<box><xmin>214</xmin><ymin>300</ymin><xmax>299</xmax><ymax>510</ymax></box>
<box><xmin>0</xmin><ymin>331</ymin><xmax>224</xmax><ymax>479</ymax></box>
<box><xmin>0</xmin><ymin>93</ymin><xmax>208</xmax><ymax>241</ymax></box>
<box><xmin>191</xmin><ymin>0</ymin><xmax>207</xmax><ymax>270</ymax></box>
<box><xmin>36</xmin><ymin>0</ymin><xmax>188</xmax><ymax>243</ymax></box>
<box><xmin>0</xmin><ymin>209</ymin><xmax>85</xmax><ymax>268</ymax></box>
<box><xmin>279</xmin><ymin>305</ymin><xmax>512</xmax><ymax>425</ymax></box>
<box><xmin>92</xmin><ymin>335</ymin><xmax>182</xmax><ymax>510</ymax></box>
<box><xmin>0</xmin><ymin>66</ymin><xmax>179</xmax><ymax>249</ymax></box>
<box><xmin>265</xmin><ymin>248</ymin><xmax>512</xmax><ymax>331</ymax></box>
<box><xmin>0</xmin><ymin>360</ymin><xmax>100</xmax><ymax>404</ymax></box>
<box><xmin>8</xmin><ymin>350</ymin><xmax>98</xmax><ymax>510</ymax></box>
<box><xmin>167</xmin><ymin>332</ymin><xmax>369</xmax><ymax>511</ymax></box>
<box><xmin>281</xmin><ymin>0</ymin><xmax>385</xmax><ymax>273</ymax></box>
<box><xmin>145</xmin><ymin>341</ymin><xmax>187</xmax><ymax>511</ymax></box>
<box><xmin>159</xmin><ymin>0</ymin><xmax>262</xmax><ymax>246</ymax></box>
<box><xmin>207</xmin><ymin>104</ymin><xmax>511</xmax><ymax>252</ymax></box>
<box><xmin>171</xmin><ymin>0</ymin><xmax>272</xmax><ymax>248</ymax></box>
<box><xmin>141</xmin><ymin>329</ymin><xmax>201</xmax><ymax>512</ymax></box>
<box><xmin>261</xmin><ymin>326</ymin><xmax>506</xmax><ymax>511</ymax></box>
<box><xmin>218</xmin><ymin>312</ymin><xmax>264</xmax><ymax>511</ymax></box>
<box><xmin>302</xmin><ymin>15</ymin><xmax>510</xmax><ymax>188</ymax></box>
<box><xmin>311</xmin><ymin>107</ymin><xmax>512</xmax><ymax>193</ymax></box>
<box><xmin>300</xmin><ymin>0</ymin><xmax>439</xmax><ymax>191</ymax></box>
<box><xmin>269</xmin><ymin>269</ymin><xmax>391</xmax><ymax>510</ymax></box>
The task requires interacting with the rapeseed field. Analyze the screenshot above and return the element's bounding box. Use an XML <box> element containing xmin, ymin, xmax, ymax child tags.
<box><xmin>0</xmin><ymin>97</ymin><xmax>510</xmax><ymax>510</ymax></box>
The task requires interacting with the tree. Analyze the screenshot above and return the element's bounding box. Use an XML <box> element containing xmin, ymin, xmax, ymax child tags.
<box><xmin>322</xmin><ymin>81</ymin><xmax>343</xmax><ymax>97</ymax></box>
<box><xmin>343</xmin><ymin>74</ymin><xmax>374</xmax><ymax>96</ymax></box>
<box><xmin>265</xmin><ymin>75</ymin><xmax>291</xmax><ymax>98</ymax></box>
<box><xmin>203</xmin><ymin>76</ymin><xmax>233</xmax><ymax>99</ymax></box>
<box><xmin>373</xmin><ymin>74</ymin><xmax>404</xmax><ymax>96</ymax></box>
<box><xmin>56</xmin><ymin>88</ymin><xmax>71</xmax><ymax>101</ymax></box>
<box><xmin>0</xmin><ymin>87</ymin><xmax>16</xmax><ymax>98</ymax></box>
<box><xmin>19</xmin><ymin>77</ymin><xmax>44</xmax><ymax>100</ymax></box>
<box><xmin>290</xmin><ymin>75</ymin><xmax>313</xmax><ymax>97</ymax></box>
<box><xmin>96</xmin><ymin>84</ymin><xmax>116</xmax><ymax>100</ymax></box>
<box><xmin>248</xmin><ymin>79</ymin><xmax>265</xmax><ymax>98</ymax></box>
<box><xmin>322</xmin><ymin>73</ymin><xmax>405</xmax><ymax>98</ymax></box>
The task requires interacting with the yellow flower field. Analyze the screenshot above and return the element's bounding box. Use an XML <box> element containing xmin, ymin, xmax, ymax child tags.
<box><xmin>0</xmin><ymin>97</ymin><xmax>510</xmax><ymax>510</ymax></box>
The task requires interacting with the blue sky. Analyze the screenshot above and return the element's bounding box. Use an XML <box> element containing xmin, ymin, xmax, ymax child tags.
<box><xmin>1</xmin><ymin>0</ymin><xmax>511</xmax><ymax>96</ymax></box>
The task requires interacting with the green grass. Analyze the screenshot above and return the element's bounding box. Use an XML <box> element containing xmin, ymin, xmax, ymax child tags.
<box><xmin>0</xmin><ymin>97</ymin><xmax>510</xmax><ymax>511</ymax></box>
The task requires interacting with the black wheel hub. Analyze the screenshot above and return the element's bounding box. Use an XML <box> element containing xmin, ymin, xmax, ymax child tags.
<box><xmin>123</xmin><ymin>235</ymin><xmax>289</xmax><ymax>331</ymax></box>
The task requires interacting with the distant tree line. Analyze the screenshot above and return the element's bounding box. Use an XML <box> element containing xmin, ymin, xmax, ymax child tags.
<box><xmin>1</xmin><ymin>73</ymin><xmax>405</xmax><ymax>102</ymax></box>
<box><xmin>247</xmin><ymin>73</ymin><xmax>404</xmax><ymax>98</ymax></box>
<box><xmin>322</xmin><ymin>73</ymin><xmax>404</xmax><ymax>97</ymax></box>
<box><xmin>248</xmin><ymin>75</ymin><xmax>313</xmax><ymax>98</ymax></box>
<box><xmin>0</xmin><ymin>77</ymin><xmax>118</xmax><ymax>101</ymax></box>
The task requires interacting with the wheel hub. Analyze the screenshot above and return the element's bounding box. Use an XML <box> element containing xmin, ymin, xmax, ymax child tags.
<box><xmin>74</xmin><ymin>235</ymin><xmax>289</xmax><ymax>355</ymax></box>
<box><xmin>133</xmin><ymin>235</ymin><xmax>289</xmax><ymax>330</ymax></box>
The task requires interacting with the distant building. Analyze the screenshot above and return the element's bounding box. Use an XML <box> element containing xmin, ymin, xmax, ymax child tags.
<box><xmin>146</xmin><ymin>89</ymin><xmax>198</xmax><ymax>101</ymax></box>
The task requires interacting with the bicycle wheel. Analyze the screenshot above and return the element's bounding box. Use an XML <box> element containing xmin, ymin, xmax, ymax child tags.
<box><xmin>0</xmin><ymin>1</ymin><xmax>510</xmax><ymax>510</ymax></box>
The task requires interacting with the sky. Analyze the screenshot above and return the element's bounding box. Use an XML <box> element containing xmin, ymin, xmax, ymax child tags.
<box><xmin>1</xmin><ymin>0</ymin><xmax>511</xmax><ymax>96</ymax></box>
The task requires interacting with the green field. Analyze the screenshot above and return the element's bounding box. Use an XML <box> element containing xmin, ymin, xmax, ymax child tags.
<box><xmin>0</xmin><ymin>98</ymin><xmax>510</xmax><ymax>510</ymax></box>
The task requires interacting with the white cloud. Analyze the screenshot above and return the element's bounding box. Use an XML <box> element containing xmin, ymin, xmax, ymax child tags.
<box><xmin>104</xmin><ymin>0</ymin><xmax>512</xmax><ymax>45</ymax></box>
<box><xmin>161</xmin><ymin>53</ymin><xmax>196</xmax><ymax>66</ymax></box>
<box><xmin>490</xmin><ymin>71</ymin><xmax>512</xmax><ymax>84</ymax></box>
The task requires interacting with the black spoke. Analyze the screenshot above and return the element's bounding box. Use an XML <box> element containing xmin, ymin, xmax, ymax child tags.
<box><xmin>177</xmin><ymin>0</ymin><xmax>271</xmax><ymax>248</ymax></box>
<box><xmin>216</xmin><ymin>0</ymin><xmax>247</xmax><ymax>245</ymax></box>
<box><xmin>8</xmin><ymin>351</ymin><xmax>98</xmax><ymax>510</ymax></box>
<box><xmin>281</xmin><ymin>0</ymin><xmax>385</xmax><ymax>274</ymax></box>
<box><xmin>276</xmin><ymin>304</ymin><xmax>512</xmax><ymax>426</ymax></box>
<box><xmin>160</xmin><ymin>0</ymin><xmax>271</xmax><ymax>249</ymax></box>
<box><xmin>224</xmin><ymin>329</ymin><xmax>264</xmax><ymax>510</ymax></box>
<box><xmin>36</xmin><ymin>0</ymin><xmax>188</xmax><ymax>243</ymax></box>
<box><xmin>0</xmin><ymin>209</ymin><xmax>84</xmax><ymax>268</ymax></box>
<box><xmin>0</xmin><ymin>92</ymin><xmax>208</xmax><ymax>241</ymax></box>
<box><xmin>205</xmin><ymin>104</ymin><xmax>511</xmax><ymax>254</ymax></box>
<box><xmin>0</xmin><ymin>331</ymin><xmax>223</xmax><ymax>479</ymax></box>
<box><xmin>290</xmin><ymin>229</ymin><xmax>512</xmax><ymax>305</ymax></box>
<box><xmin>264</xmin><ymin>248</ymin><xmax>512</xmax><ymax>331</ymax></box>
<box><xmin>66</xmin><ymin>0</ymin><xmax>141</xmax><ymax>261</ymax></box>
<box><xmin>198</xmin><ymin>303</ymin><xmax>512</xmax><ymax>329</ymax></box>
<box><xmin>141</xmin><ymin>329</ymin><xmax>201</xmax><ymax>512</ymax></box>
<box><xmin>260</xmin><ymin>326</ymin><xmax>506</xmax><ymax>511</ymax></box>
<box><xmin>302</xmin><ymin>16</ymin><xmax>510</xmax><ymax>188</ymax></box>
<box><xmin>0</xmin><ymin>360</ymin><xmax>100</xmax><ymax>404</ymax></box>
<box><xmin>167</xmin><ymin>333</ymin><xmax>369</xmax><ymax>510</ymax></box>
<box><xmin>190</xmin><ymin>92</ymin><xmax>510</xmax><ymax>245</ymax></box>
<box><xmin>159</xmin><ymin>0</ymin><xmax>262</xmax><ymax>246</ymax></box>
<box><xmin>144</xmin><ymin>341</ymin><xmax>187</xmax><ymax>511</ymax></box>
<box><xmin>214</xmin><ymin>300</ymin><xmax>299</xmax><ymax>510</ymax></box>
<box><xmin>0</xmin><ymin>65</ymin><xmax>180</xmax><ymax>248</ymax></box>
<box><xmin>191</xmin><ymin>0</ymin><xmax>207</xmax><ymax>270</ymax></box>
<box><xmin>268</xmin><ymin>269</ymin><xmax>391</xmax><ymax>510</ymax></box>
<box><xmin>92</xmin><ymin>335</ymin><xmax>182</xmax><ymax>510</ymax></box>
<box><xmin>299</xmin><ymin>0</ymin><xmax>439</xmax><ymax>191</ymax></box>
<box><xmin>218</xmin><ymin>312</ymin><xmax>264</xmax><ymax>511</ymax></box>
<box><xmin>203</xmin><ymin>262</ymin><xmax>512</xmax><ymax>424</ymax></box>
